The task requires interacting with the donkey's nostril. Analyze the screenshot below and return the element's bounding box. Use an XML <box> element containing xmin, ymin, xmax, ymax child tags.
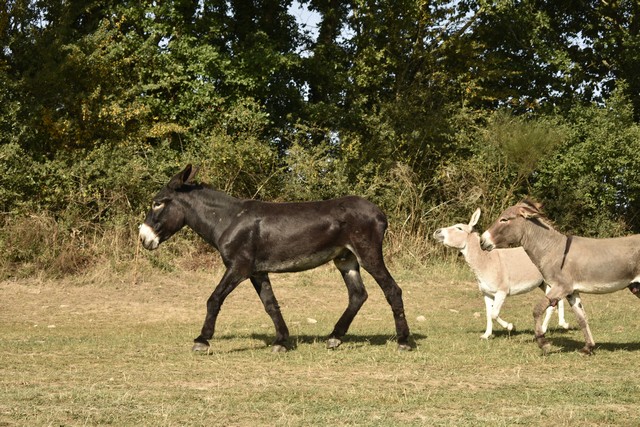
<box><xmin>480</xmin><ymin>237</ymin><xmax>494</xmax><ymax>251</ymax></box>
<box><xmin>139</xmin><ymin>223</ymin><xmax>160</xmax><ymax>250</ymax></box>
<box><xmin>432</xmin><ymin>230</ymin><xmax>445</xmax><ymax>241</ymax></box>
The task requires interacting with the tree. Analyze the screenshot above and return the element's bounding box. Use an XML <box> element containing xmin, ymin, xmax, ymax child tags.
<box><xmin>456</xmin><ymin>0</ymin><xmax>640</xmax><ymax>117</ymax></box>
<box><xmin>533</xmin><ymin>86</ymin><xmax>640</xmax><ymax>236</ymax></box>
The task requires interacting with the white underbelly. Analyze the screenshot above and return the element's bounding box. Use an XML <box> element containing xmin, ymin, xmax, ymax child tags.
<box><xmin>508</xmin><ymin>280</ymin><xmax>543</xmax><ymax>296</ymax></box>
<box><xmin>573</xmin><ymin>280</ymin><xmax>631</xmax><ymax>294</ymax></box>
<box><xmin>478</xmin><ymin>279</ymin><xmax>541</xmax><ymax>296</ymax></box>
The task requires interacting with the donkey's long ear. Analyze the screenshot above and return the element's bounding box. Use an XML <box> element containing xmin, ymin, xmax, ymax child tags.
<box><xmin>168</xmin><ymin>164</ymin><xmax>199</xmax><ymax>189</ymax></box>
<box><xmin>184</xmin><ymin>164</ymin><xmax>199</xmax><ymax>184</ymax></box>
<box><xmin>469</xmin><ymin>208</ymin><xmax>481</xmax><ymax>227</ymax></box>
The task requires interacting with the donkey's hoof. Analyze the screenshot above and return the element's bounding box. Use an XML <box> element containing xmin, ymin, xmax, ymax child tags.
<box><xmin>579</xmin><ymin>346</ymin><xmax>595</xmax><ymax>356</ymax></box>
<box><xmin>271</xmin><ymin>344</ymin><xmax>287</xmax><ymax>353</ymax></box>
<box><xmin>540</xmin><ymin>342</ymin><xmax>553</xmax><ymax>356</ymax></box>
<box><xmin>397</xmin><ymin>343</ymin><xmax>413</xmax><ymax>352</ymax></box>
<box><xmin>191</xmin><ymin>341</ymin><xmax>211</xmax><ymax>353</ymax></box>
<box><xmin>507</xmin><ymin>323</ymin><xmax>514</xmax><ymax>332</ymax></box>
<box><xmin>560</xmin><ymin>321</ymin><xmax>571</xmax><ymax>330</ymax></box>
<box><xmin>326</xmin><ymin>338</ymin><xmax>342</xmax><ymax>349</ymax></box>
<box><xmin>480</xmin><ymin>333</ymin><xmax>493</xmax><ymax>340</ymax></box>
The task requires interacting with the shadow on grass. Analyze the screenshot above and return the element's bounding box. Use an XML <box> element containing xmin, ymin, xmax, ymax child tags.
<box><xmin>209</xmin><ymin>332</ymin><xmax>427</xmax><ymax>353</ymax></box>
<box><xmin>551</xmin><ymin>336</ymin><xmax>640</xmax><ymax>353</ymax></box>
<box><xmin>490</xmin><ymin>325</ymin><xmax>576</xmax><ymax>339</ymax></box>
<box><xmin>488</xmin><ymin>328</ymin><xmax>640</xmax><ymax>354</ymax></box>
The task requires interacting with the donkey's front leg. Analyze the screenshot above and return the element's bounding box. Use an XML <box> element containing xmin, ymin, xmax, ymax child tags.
<box><xmin>250</xmin><ymin>274</ymin><xmax>290</xmax><ymax>353</ymax></box>
<box><xmin>533</xmin><ymin>296</ymin><xmax>553</xmax><ymax>355</ymax></box>
<box><xmin>193</xmin><ymin>268</ymin><xmax>246</xmax><ymax>353</ymax></box>
<box><xmin>481</xmin><ymin>295</ymin><xmax>495</xmax><ymax>339</ymax></box>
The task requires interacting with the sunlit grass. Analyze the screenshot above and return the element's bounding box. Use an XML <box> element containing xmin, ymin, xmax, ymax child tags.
<box><xmin>2</xmin><ymin>261</ymin><xmax>640</xmax><ymax>426</ymax></box>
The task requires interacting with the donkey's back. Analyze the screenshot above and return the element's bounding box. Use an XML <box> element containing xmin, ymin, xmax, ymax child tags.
<box><xmin>232</xmin><ymin>196</ymin><xmax>388</xmax><ymax>273</ymax></box>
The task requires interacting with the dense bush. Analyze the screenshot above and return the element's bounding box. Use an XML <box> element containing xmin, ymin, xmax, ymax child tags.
<box><xmin>533</xmin><ymin>88</ymin><xmax>640</xmax><ymax>236</ymax></box>
<box><xmin>2</xmin><ymin>1</ymin><xmax>640</xmax><ymax>278</ymax></box>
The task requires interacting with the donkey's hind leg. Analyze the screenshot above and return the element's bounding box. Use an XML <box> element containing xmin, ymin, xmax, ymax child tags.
<box><xmin>356</xmin><ymin>246</ymin><xmax>412</xmax><ymax>351</ymax></box>
<box><xmin>250</xmin><ymin>273</ymin><xmax>290</xmax><ymax>353</ymax></box>
<box><xmin>327</xmin><ymin>252</ymin><xmax>369</xmax><ymax>349</ymax></box>
<box><xmin>566</xmin><ymin>292</ymin><xmax>596</xmax><ymax>355</ymax></box>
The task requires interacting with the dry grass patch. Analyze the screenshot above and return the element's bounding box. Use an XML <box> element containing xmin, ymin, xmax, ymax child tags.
<box><xmin>1</xmin><ymin>262</ymin><xmax>640</xmax><ymax>426</ymax></box>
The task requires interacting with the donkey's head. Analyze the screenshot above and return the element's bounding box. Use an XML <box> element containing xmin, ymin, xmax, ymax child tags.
<box><xmin>480</xmin><ymin>199</ymin><xmax>543</xmax><ymax>251</ymax></box>
<box><xmin>433</xmin><ymin>208</ymin><xmax>481</xmax><ymax>250</ymax></box>
<box><xmin>139</xmin><ymin>164</ymin><xmax>199</xmax><ymax>250</ymax></box>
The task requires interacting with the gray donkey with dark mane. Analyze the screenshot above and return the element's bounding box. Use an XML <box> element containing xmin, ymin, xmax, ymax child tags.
<box><xmin>139</xmin><ymin>165</ymin><xmax>412</xmax><ymax>353</ymax></box>
<box><xmin>481</xmin><ymin>199</ymin><xmax>640</xmax><ymax>355</ymax></box>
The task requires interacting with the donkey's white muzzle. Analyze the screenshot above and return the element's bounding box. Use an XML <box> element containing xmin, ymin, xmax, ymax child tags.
<box><xmin>479</xmin><ymin>231</ymin><xmax>495</xmax><ymax>251</ymax></box>
<box><xmin>139</xmin><ymin>223</ymin><xmax>160</xmax><ymax>250</ymax></box>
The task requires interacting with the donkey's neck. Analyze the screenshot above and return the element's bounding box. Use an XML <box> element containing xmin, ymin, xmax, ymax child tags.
<box><xmin>520</xmin><ymin>220</ymin><xmax>566</xmax><ymax>274</ymax></box>
<box><xmin>179</xmin><ymin>186</ymin><xmax>243</xmax><ymax>249</ymax></box>
<box><xmin>462</xmin><ymin>232</ymin><xmax>496</xmax><ymax>280</ymax></box>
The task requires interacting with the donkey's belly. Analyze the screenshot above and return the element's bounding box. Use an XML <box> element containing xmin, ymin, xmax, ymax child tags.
<box><xmin>255</xmin><ymin>247</ymin><xmax>345</xmax><ymax>273</ymax></box>
<box><xmin>573</xmin><ymin>280</ymin><xmax>632</xmax><ymax>294</ymax></box>
<box><xmin>508</xmin><ymin>279</ymin><xmax>544</xmax><ymax>296</ymax></box>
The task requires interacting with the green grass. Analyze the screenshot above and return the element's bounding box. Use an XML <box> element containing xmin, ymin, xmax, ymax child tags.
<box><xmin>1</xmin><ymin>261</ymin><xmax>640</xmax><ymax>426</ymax></box>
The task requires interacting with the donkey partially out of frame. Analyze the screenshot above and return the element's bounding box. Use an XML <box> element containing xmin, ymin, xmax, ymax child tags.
<box><xmin>433</xmin><ymin>208</ymin><xmax>569</xmax><ymax>339</ymax></box>
<box><xmin>480</xmin><ymin>199</ymin><xmax>640</xmax><ymax>355</ymax></box>
<box><xmin>139</xmin><ymin>165</ymin><xmax>412</xmax><ymax>353</ymax></box>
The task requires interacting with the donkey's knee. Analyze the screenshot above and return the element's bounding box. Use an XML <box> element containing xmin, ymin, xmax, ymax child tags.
<box><xmin>263</xmin><ymin>299</ymin><xmax>282</xmax><ymax>316</ymax></box>
<box><xmin>352</xmin><ymin>286</ymin><xmax>368</xmax><ymax>306</ymax></box>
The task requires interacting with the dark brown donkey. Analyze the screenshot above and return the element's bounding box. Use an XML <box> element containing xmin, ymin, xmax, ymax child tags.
<box><xmin>139</xmin><ymin>165</ymin><xmax>412</xmax><ymax>353</ymax></box>
<box><xmin>480</xmin><ymin>199</ymin><xmax>640</xmax><ymax>355</ymax></box>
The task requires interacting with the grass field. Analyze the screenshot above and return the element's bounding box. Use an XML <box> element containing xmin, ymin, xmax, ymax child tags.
<box><xmin>2</xmin><ymin>260</ymin><xmax>640</xmax><ymax>426</ymax></box>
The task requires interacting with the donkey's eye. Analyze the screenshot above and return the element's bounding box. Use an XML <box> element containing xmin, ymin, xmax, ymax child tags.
<box><xmin>152</xmin><ymin>201</ymin><xmax>165</xmax><ymax>210</ymax></box>
<box><xmin>499</xmin><ymin>218</ymin><xmax>509</xmax><ymax>223</ymax></box>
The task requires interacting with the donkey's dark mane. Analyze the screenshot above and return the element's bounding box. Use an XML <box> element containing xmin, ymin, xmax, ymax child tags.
<box><xmin>519</xmin><ymin>198</ymin><xmax>556</xmax><ymax>230</ymax></box>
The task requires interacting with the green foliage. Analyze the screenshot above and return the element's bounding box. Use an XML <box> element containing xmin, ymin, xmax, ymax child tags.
<box><xmin>2</xmin><ymin>0</ymin><xmax>640</xmax><ymax>277</ymax></box>
<box><xmin>281</xmin><ymin>140</ymin><xmax>351</xmax><ymax>201</ymax></box>
<box><xmin>533</xmin><ymin>87</ymin><xmax>640</xmax><ymax>236</ymax></box>
<box><xmin>0</xmin><ymin>143</ymin><xmax>37</xmax><ymax>214</ymax></box>
<box><xmin>183</xmin><ymin>99</ymin><xmax>279</xmax><ymax>198</ymax></box>
<box><xmin>434</xmin><ymin>111</ymin><xmax>566</xmax><ymax>225</ymax></box>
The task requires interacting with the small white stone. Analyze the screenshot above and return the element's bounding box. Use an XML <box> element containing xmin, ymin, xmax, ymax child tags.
<box><xmin>416</xmin><ymin>315</ymin><xmax>426</xmax><ymax>322</ymax></box>
<box><xmin>306</xmin><ymin>318</ymin><xmax>318</xmax><ymax>324</ymax></box>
